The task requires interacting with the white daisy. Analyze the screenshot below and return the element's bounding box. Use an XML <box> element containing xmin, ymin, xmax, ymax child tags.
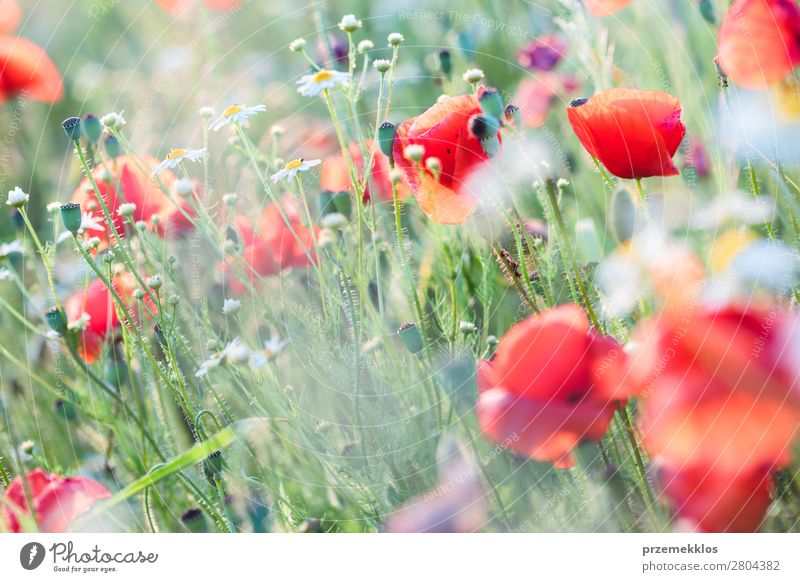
<box><xmin>56</xmin><ymin>212</ymin><xmax>106</xmax><ymax>244</ymax></box>
<box><xmin>0</xmin><ymin>239</ymin><xmax>23</xmax><ymax>259</ymax></box>
<box><xmin>195</xmin><ymin>338</ymin><xmax>250</xmax><ymax>378</ymax></box>
<box><xmin>250</xmin><ymin>335</ymin><xmax>288</xmax><ymax>370</ymax></box>
<box><xmin>6</xmin><ymin>187</ymin><xmax>29</xmax><ymax>208</ymax></box>
<box><xmin>270</xmin><ymin>158</ymin><xmax>322</xmax><ymax>183</ymax></box>
<box><xmin>152</xmin><ymin>148</ymin><xmax>207</xmax><ymax>174</ymax></box>
<box><xmin>222</xmin><ymin>298</ymin><xmax>241</xmax><ymax>315</ymax></box>
<box><xmin>297</xmin><ymin>69</ymin><xmax>351</xmax><ymax>97</ymax></box>
<box><xmin>209</xmin><ymin>104</ymin><xmax>266</xmax><ymax>132</ymax></box>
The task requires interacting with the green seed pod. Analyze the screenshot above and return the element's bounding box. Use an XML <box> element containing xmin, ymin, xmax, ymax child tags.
<box><xmin>60</xmin><ymin>202</ymin><xmax>82</xmax><ymax>235</ymax></box>
<box><xmin>609</xmin><ymin>186</ymin><xmax>637</xmax><ymax>243</ymax></box>
<box><xmin>478</xmin><ymin>88</ymin><xmax>505</xmax><ymax>121</ymax></box>
<box><xmin>699</xmin><ymin>0</ymin><xmax>715</xmax><ymax>24</ymax></box>
<box><xmin>82</xmin><ymin>114</ymin><xmax>103</xmax><ymax>144</ymax></box>
<box><xmin>61</xmin><ymin>117</ymin><xmax>82</xmax><ymax>141</ymax></box>
<box><xmin>397</xmin><ymin>322</ymin><xmax>424</xmax><ymax>355</ymax></box>
<box><xmin>438</xmin><ymin>49</ymin><xmax>452</xmax><ymax>79</ymax></box>
<box><xmin>377</xmin><ymin>121</ymin><xmax>397</xmax><ymax>162</ymax></box>
<box><xmin>103</xmin><ymin>134</ymin><xmax>123</xmax><ymax>158</ymax></box>
<box><xmin>44</xmin><ymin>306</ymin><xmax>68</xmax><ymax>336</ymax></box>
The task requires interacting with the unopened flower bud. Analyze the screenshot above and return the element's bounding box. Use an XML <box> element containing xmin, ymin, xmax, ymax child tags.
<box><xmin>478</xmin><ymin>88</ymin><xmax>505</xmax><ymax>120</ymax></box>
<box><xmin>199</xmin><ymin>106</ymin><xmax>215</xmax><ymax>119</ymax></box>
<box><xmin>462</xmin><ymin>68</ymin><xmax>484</xmax><ymax>84</ymax></box>
<box><xmin>397</xmin><ymin>322</ymin><xmax>424</xmax><ymax>354</ymax></box>
<box><xmin>357</xmin><ymin>40</ymin><xmax>374</xmax><ymax>53</ymax></box>
<box><xmin>289</xmin><ymin>38</ymin><xmax>306</xmax><ymax>52</ymax></box>
<box><xmin>168</xmin><ymin>294</ymin><xmax>181</xmax><ymax>306</ymax></box>
<box><xmin>338</xmin><ymin>14</ymin><xmax>362</xmax><ymax>32</ymax></box>
<box><xmin>133</xmin><ymin>288</ymin><xmax>145</xmax><ymax>300</ymax></box>
<box><xmin>403</xmin><ymin>144</ymin><xmax>425</xmax><ymax>163</ymax></box>
<box><xmin>387</xmin><ymin>32</ymin><xmax>404</xmax><ymax>47</ymax></box>
<box><xmin>118</xmin><ymin>202</ymin><xmax>136</xmax><ymax>218</ymax></box>
<box><xmin>146</xmin><ymin>274</ymin><xmax>162</xmax><ymax>290</ymax></box>
<box><xmin>438</xmin><ymin>49</ymin><xmax>452</xmax><ymax>78</ymax></box>
<box><xmin>103</xmin><ymin>134</ymin><xmax>122</xmax><ymax>158</ymax></box>
<box><xmin>373</xmin><ymin>59</ymin><xmax>391</xmax><ymax>74</ymax></box>
<box><xmin>504</xmin><ymin>104</ymin><xmax>522</xmax><ymax>128</ymax></box>
<box><xmin>378</xmin><ymin>121</ymin><xmax>397</xmax><ymax>161</ymax></box>
<box><xmin>82</xmin><ymin>115</ymin><xmax>103</xmax><ymax>144</ymax></box>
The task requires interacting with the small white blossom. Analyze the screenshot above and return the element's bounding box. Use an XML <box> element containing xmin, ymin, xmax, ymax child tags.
<box><xmin>372</xmin><ymin>59</ymin><xmax>391</xmax><ymax>73</ymax></box>
<box><xmin>463</xmin><ymin>68</ymin><xmax>485</xmax><ymax>84</ymax></box>
<box><xmin>100</xmin><ymin>111</ymin><xmax>126</xmax><ymax>131</ymax></box>
<box><xmin>68</xmin><ymin>312</ymin><xmax>91</xmax><ymax>332</ymax></box>
<box><xmin>222</xmin><ymin>298</ymin><xmax>241</xmax><ymax>315</ymax></box>
<box><xmin>387</xmin><ymin>32</ymin><xmax>404</xmax><ymax>46</ymax></box>
<box><xmin>0</xmin><ymin>268</ymin><xmax>12</xmax><ymax>281</ymax></box>
<box><xmin>297</xmin><ymin>69</ymin><xmax>351</xmax><ymax>97</ymax></box>
<box><xmin>271</xmin><ymin>158</ymin><xmax>322</xmax><ymax>183</ymax></box>
<box><xmin>118</xmin><ymin>203</ymin><xmax>137</xmax><ymax>218</ymax></box>
<box><xmin>289</xmin><ymin>38</ymin><xmax>307</xmax><ymax>52</ymax></box>
<box><xmin>338</xmin><ymin>14</ymin><xmax>362</xmax><ymax>32</ymax></box>
<box><xmin>152</xmin><ymin>148</ymin><xmax>207</xmax><ymax>174</ymax></box>
<box><xmin>195</xmin><ymin>338</ymin><xmax>250</xmax><ymax>377</ymax></box>
<box><xmin>6</xmin><ymin>187</ymin><xmax>29</xmax><ymax>208</ymax></box>
<box><xmin>250</xmin><ymin>335</ymin><xmax>288</xmax><ymax>370</ymax></box>
<box><xmin>690</xmin><ymin>190</ymin><xmax>775</xmax><ymax>230</ymax></box>
<box><xmin>321</xmin><ymin>212</ymin><xmax>348</xmax><ymax>229</ymax></box>
<box><xmin>357</xmin><ymin>40</ymin><xmax>374</xmax><ymax>53</ymax></box>
<box><xmin>403</xmin><ymin>144</ymin><xmax>425</xmax><ymax>162</ymax></box>
<box><xmin>198</xmin><ymin>106</ymin><xmax>215</xmax><ymax>119</ymax></box>
<box><xmin>209</xmin><ymin>104</ymin><xmax>266</xmax><ymax>132</ymax></box>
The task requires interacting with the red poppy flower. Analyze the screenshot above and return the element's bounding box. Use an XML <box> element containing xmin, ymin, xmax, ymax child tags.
<box><xmin>2</xmin><ymin>469</ymin><xmax>110</xmax><ymax>533</ymax></box>
<box><xmin>320</xmin><ymin>141</ymin><xmax>408</xmax><ymax>203</ymax></box>
<box><xmin>516</xmin><ymin>34</ymin><xmax>567</xmax><ymax>72</ymax></box>
<box><xmin>514</xmin><ymin>73</ymin><xmax>579</xmax><ymax>128</ymax></box>
<box><xmin>657</xmin><ymin>463</ymin><xmax>774</xmax><ymax>532</ymax></box>
<box><xmin>394</xmin><ymin>90</ymin><xmax>501</xmax><ymax>224</ymax></box>
<box><xmin>628</xmin><ymin>304</ymin><xmax>800</xmax><ymax>475</ymax></box>
<box><xmin>70</xmin><ymin>155</ymin><xmax>182</xmax><ymax>249</ymax></box>
<box><xmin>476</xmin><ymin>304</ymin><xmax>628</xmax><ymax>468</ymax></box>
<box><xmin>64</xmin><ymin>274</ymin><xmax>136</xmax><ymax>363</ymax></box>
<box><xmin>223</xmin><ymin>197</ymin><xmax>317</xmax><ymax>292</ymax></box>
<box><xmin>0</xmin><ymin>0</ymin><xmax>22</xmax><ymax>34</ymax></box>
<box><xmin>0</xmin><ymin>36</ymin><xmax>63</xmax><ymax>104</ymax></box>
<box><xmin>156</xmin><ymin>0</ymin><xmax>241</xmax><ymax>14</ymax></box>
<box><xmin>717</xmin><ymin>0</ymin><xmax>800</xmax><ymax>89</ymax></box>
<box><xmin>586</xmin><ymin>0</ymin><xmax>632</xmax><ymax>16</ymax></box>
<box><xmin>567</xmin><ymin>88</ymin><xmax>686</xmax><ymax>179</ymax></box>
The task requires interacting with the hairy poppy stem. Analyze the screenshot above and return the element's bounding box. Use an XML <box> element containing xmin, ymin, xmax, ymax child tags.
<box><xmin>542</xmin><ymin>179</ymin><xmax>601</xmax><ymax>330</ymax></box>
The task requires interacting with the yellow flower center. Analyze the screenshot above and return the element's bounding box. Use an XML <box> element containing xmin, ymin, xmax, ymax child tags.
<box><xmin>312</xmin><ymin>70</ymin><xmax>334</xmax><ymax>83</ymax></box>
<box><xmin>166</xmin><ymin>148</ymin><xmax>188</xmax><ymax>160</ymax></box>
<box><xmin>223</xmin><ymin>105</ymin><xmax>244</xmax><ymax>117</ymax></box>
<box><xmin>284</xmin><ymin>159</ymin><xmax>304</xmax><ymax>170</ymax></box>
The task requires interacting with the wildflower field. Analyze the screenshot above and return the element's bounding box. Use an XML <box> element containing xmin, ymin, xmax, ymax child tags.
<box><xmin>1</xmin><ymin>0</ymin><xmax>800</xmax><ymax>534</ymax></box>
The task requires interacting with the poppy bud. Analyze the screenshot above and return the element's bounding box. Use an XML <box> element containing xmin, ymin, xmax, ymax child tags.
<box><xmin>61</xmin><ymin>117</ymin><xmax>81</xmax><ymax>141</ymax></box>
<box><xmin>468</xmin><ymin>114</ymin><xmax>501</xmax><ymax>140</ymax></box>
<box><xmin>44</xmin><ymin>306</ymin><xmax>67</xmax><ymax>336</ymax></box>
<box><xmin>82</xmin><ymin>114</ymin><xmax>103</xmax><ymax>144</ymax></box>
<box><xmin>378</xmin><ymin>121</ymin><xmax>397</xmax><ymax>162</ymax></box>
<box><xmin>469</xmin><ymin>115</ymin><xmax>501</xmax><ymax>157</ymax></box>
<box><xmin>180</xmin><ymin>508</ymin><xmax>209</xmax><ymax>533</ymax></box>
<box><xmin>103</xmin><ymin>134</ymin><xmax>122</xmax><ymax>158</ymax></box>
<box><xmin>60</xmin><ymin>202</ymin><xmax>82</xmax><ymax>235</ymax></box>
<box><xmin>609</xmin><ymin>186</ymin><xmax>637</xmax><ymax>243</ymax></box>
<box><xmin>438</xmin><ymin>49</ymin><xmax>452</xmax><ymax>79</ymax></box>
<box><xmin>397</xmin><ymin>322</ymin><xmax>424</xmax><ymax>354</ymax></box>
<box><xmin>699</xmin><ymin>0</ymin><xmax>715</xmax><ymax>24</ymax></box>
<box><xmin>478</xmin><ymin>88</ymin><xmax>505</xmax><ymax>121</ymax></box>
<box><xmin>504</xmin><ymin>104</ymin><xmax>522</xmax><ymax>128</ymax></box>
<box><xmin>203</xmin><ymin>450</ymin><xmax>225</xmax><ymax>481</ymax></box>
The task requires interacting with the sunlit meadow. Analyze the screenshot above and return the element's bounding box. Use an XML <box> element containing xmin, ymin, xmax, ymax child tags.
<box><xmin>1</xmin><ymin>0</ymin><xmax>799</xmax><ymax>533</ymax></box>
